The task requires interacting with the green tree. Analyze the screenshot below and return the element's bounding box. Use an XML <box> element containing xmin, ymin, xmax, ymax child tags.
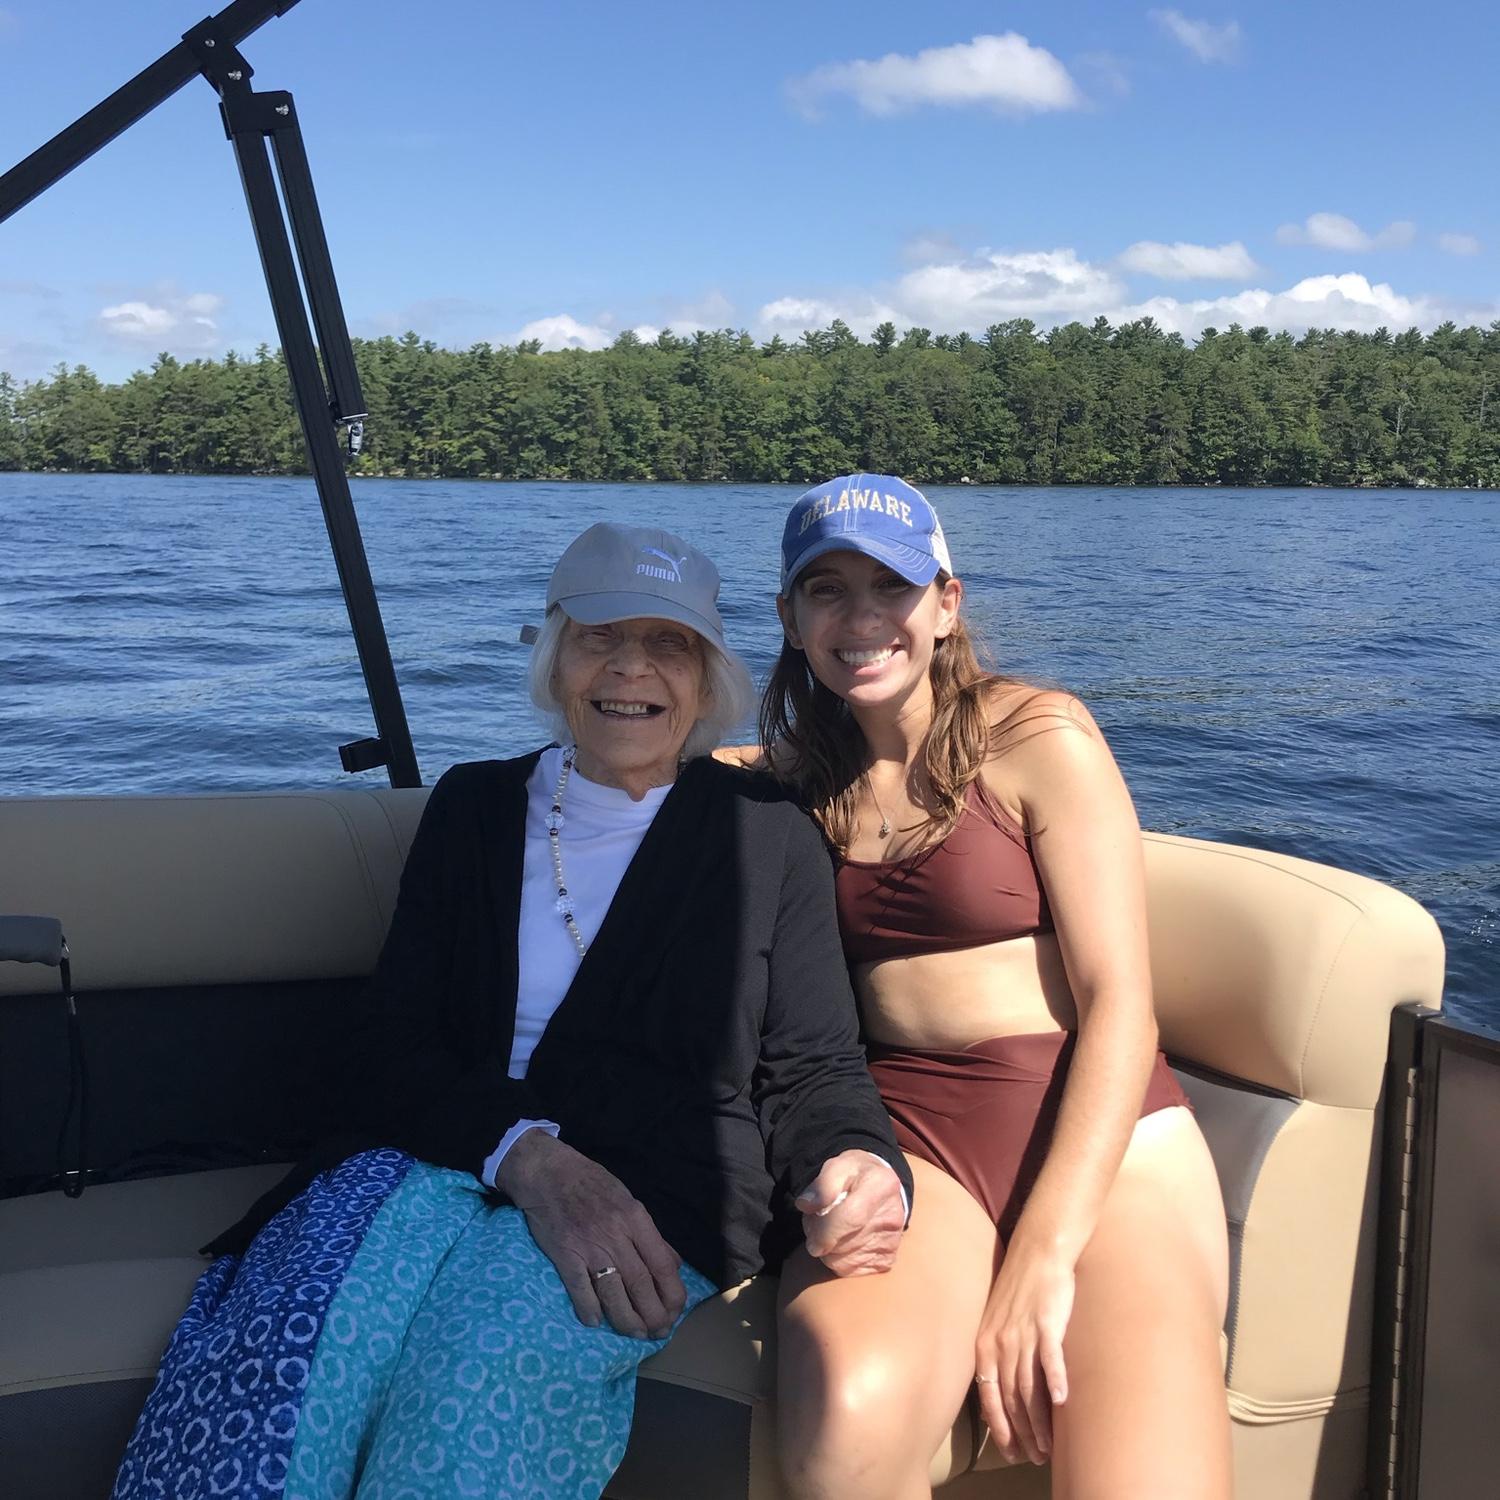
<box><xmin>0</xmin><ymin>372</ymin><xmax>21</xmax><ymax>469</ymax></box>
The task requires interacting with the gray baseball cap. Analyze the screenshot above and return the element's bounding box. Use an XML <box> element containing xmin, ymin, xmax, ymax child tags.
<box><xmin>545</xmin><ymin>522</ymin><xmax>727</xmax><ymax>652</ymax></box>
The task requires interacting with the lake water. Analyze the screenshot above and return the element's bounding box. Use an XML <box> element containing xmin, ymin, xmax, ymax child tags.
<box><xmin>1</xmin><ymin>473</ymin><xmax>1495</xmax><ymax>1027</ymax></box>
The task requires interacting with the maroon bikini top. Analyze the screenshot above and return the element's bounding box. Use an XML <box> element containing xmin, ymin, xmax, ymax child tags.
<box><xmin>834</xmin><ymin>779</ymin><xmax>1052</xmax><ymax>966</ymax></box>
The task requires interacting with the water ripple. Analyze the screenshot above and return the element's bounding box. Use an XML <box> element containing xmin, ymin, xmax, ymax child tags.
<box><xmin>1</xmin><ymin>474</ymin><xmax>1495</xmax><ymax>1024</ymax></box>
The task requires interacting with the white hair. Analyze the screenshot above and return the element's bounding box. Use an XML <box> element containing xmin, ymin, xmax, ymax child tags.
<box><xmin>527</xmin><ymin>607</ymin><xmax>756</xmax><ymax>760</ymax></box>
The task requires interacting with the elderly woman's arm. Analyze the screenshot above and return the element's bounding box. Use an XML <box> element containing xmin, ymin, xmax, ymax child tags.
<box><xmin>495</xmin><ymin>1131</ymin><xmax>686</xmax><ymax>1339</ymax></box>
<box><xmin>754</xmin><ymin>808</ymin><xmax>912</xmax><ymax>1275</ymax></box>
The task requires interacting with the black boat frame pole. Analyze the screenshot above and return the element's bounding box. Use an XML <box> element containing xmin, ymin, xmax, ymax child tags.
<box><xmin>0</xmin><ymin>0</ymin><xmax>422</xmax><ymax>787</ymax></box>
<box><xmin>217</xmin><ymin>87</ymin><xmax>419</xmax><ymax>786</ymax></box>
<box><xmin>0</xmin><ymin>0</ymin><xmax>300</xmax><ymax>222</ymax></box>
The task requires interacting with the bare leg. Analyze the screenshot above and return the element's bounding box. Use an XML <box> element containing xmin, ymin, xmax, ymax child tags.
<box><xmin>776</xmin><ymin>1156</ymin><xmax>1000</xmax><ymax>1500</ymax></box>
<box><xmin>1050</xmin><ymin>1106</ymin><xmax>1233</xmax><ymax>1500</ymax></box>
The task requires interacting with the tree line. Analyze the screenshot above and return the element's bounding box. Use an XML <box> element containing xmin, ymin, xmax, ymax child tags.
<box><xmin>4</xmin><ymin>316</ymin><xmax>1500</xmax><ymax>487</ymax></box>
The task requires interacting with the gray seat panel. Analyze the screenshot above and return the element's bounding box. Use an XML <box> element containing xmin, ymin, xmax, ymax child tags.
<box><xmin>0</xmin><ymin>1377</ymin><xmax>153</xmax><ymax>1500</ymax></box>
<box><xmin>606</xmin><ymin>1382</ymin><xmax>755</xmax><ymax>1499</ymax></box>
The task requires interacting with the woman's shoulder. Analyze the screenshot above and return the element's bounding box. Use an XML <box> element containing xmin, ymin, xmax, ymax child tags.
<box><xmin>983</xmin><ymin>682</ymin><xmax>1102</xmax><ymax>746</ymax></box>
<box><xmin>427</xmin><ymin>750</ymin><xmax>548</xmax><ymax>800</ymax></box>
<box><xmin>977</xmin><ymin>685</ymin><xmax>1114</xmax><ymax>815</ymax></box>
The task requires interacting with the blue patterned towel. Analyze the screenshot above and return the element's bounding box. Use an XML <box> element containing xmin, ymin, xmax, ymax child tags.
<box><xmin>113</xmin><ymin>1150</ymin><xmax>713</xmax><ymax>1500</ymax></box>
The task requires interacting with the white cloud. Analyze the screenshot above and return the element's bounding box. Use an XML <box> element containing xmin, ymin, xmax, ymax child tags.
<box><xmin>1118</xmin><ymin>239</ymin><xmax>1258</xmax><ymax>280</ymax></box>
<box><xmin>760</xmin><ymin>297</ymin><xmax>842</xmax><ymax>331</ymax></box>
<box><xmin>758</xmin><ymin>295</ymin><xmax>901</xmax><ymax>339</ymax></box>
<box><xmin>101</xmin><ymin>303</ymin><xmax>177</xmax><ymax>337</ymax></box>
<box><xmin>97</xmin><ymin>290</ymin><xmax>223</xmax><ymax>348</ymax></box>
<box><xmin>511</xmin><ymin>314</ymin><xmax>666</xmax><ymax>351</ymax></box>
<box><xmin>1276</xmin><ymin>212</ymin><xmax>1415</xmax><ymax>252</ymax></box>
<box><xmin>510</xmin><ymin>290</ymin><xmax>739</xmax><ymax>351</ymax></box>
<box><xmin>788</xmin><ymin>33</ymin><xmax>1083</xmax><ymax>120</ymax></box>
<box><xmin>897</xmin><ymin>248</ymin><xmax>1124</xmax><ymax>325</ymax></box>
<box><xmin>1112</xmin><ymin>272</ymin><xmax>1458</xmax><ymax>341</ymax></box>
<box><xmin>756</xmin><ymin>249</ymin><xmax>1123</xmax><ymax>339</ymax></box>
<box><xmin>753</xmin><ymin>242</ymin><xmax>1493</xmax><ymax>345</ymax></box>
<box><xmin>1150</xmin><ymin>10</ymin><xmax>1242</xmax><ymax>63</ymax></box>
<box><xmin>1438</xmin><ymin>232</ymin><xmax>1481</xmax><ymax>257</ymax></box>
<box><xmin>513</xmin><ymin>314</ymin><xmax>613</xmax><ymax>351</ymax></box>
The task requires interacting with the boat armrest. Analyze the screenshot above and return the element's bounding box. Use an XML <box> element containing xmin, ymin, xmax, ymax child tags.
<box><xmin>1139</xmin><ymin>831</ymin><xmax>1444</xmax><ymax>1478</ymax></box>
<box><xmin>1143</xmin><ymin>833</ymin><xmax>1444</xmax><ymax>1109</ymax></box>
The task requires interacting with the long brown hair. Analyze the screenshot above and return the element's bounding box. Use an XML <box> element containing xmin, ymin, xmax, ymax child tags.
<box><xmin>759</xmin><ymin>575</ymin><xmax>1033</xmax><ymax>851</ymax></box>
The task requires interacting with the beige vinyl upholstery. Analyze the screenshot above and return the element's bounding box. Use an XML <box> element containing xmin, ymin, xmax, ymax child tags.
<box><xmin>0</xmin><ymin>793</ymin><xmax>1445</xmax><ymax>1499</ymax></box>
<box><xmin>1144</xmin><ymin>835</ymin><xmax>1445</xmax><ymax>1500</ymax></box>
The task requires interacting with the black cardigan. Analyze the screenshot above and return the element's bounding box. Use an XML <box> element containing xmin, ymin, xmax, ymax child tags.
<box><xmin>314</xmin><ymin>751</ymin><xmax>910</xmax><ymax>1289</ymax></box>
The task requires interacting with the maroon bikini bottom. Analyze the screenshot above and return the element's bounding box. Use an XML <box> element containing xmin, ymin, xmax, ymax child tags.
<box><xmin>866</xmin><ymin>1031</ymin><xmax>1189</xmax><ymax>1243</ymax></box>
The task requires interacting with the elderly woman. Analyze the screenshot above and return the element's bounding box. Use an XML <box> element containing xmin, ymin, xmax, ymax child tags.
<box><xmin>113</xmin><ymin>522</ymin><xmax>910</xmax><ymax>1500</ymax></box>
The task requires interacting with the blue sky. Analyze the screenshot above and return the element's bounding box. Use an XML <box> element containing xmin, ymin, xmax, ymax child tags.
<box><xmin>2</xmin><ymin>0</ymin><xmax>1496</xmax><ymax>382</ymax></box>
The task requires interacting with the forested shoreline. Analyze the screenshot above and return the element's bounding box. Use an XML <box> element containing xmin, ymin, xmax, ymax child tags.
<box><xmin>4</xmin><ymin>316</ymin><xmax>1500</xmax><ymax>488</ymax></box>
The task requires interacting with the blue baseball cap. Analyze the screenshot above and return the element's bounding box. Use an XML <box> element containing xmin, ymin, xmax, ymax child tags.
<box><xmin>781</xmin><ymin>474</ymin><xmax>952</xmax><ymax>592</ymax></box>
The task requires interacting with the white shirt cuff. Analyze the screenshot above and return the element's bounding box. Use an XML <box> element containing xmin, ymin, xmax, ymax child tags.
<box><xmin>481</xmin><ymin>1118</ymin><xmax>561</xmax><ymax>1188</ymax></box>
<box><xmin>852</xmin><ymin>1149</ymin><xmax>911</xmax><ymax>1224</ymax></box>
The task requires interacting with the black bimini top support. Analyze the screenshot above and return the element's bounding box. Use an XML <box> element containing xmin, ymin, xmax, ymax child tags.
<box><xmin>0</xmin><ymin>0</ymin><xmax>422</xmax><ymax>788</ymax></box>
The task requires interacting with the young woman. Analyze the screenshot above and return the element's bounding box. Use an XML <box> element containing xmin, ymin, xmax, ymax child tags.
<box><xmin>760</xmin><ymin>477</ymin><xmax>1233</xmax><ymax>1500</ymax></box>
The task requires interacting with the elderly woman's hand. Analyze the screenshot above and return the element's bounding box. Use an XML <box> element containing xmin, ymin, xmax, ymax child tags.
<box><xmin>795</xmin><ymin>1149</ymin><xmax>907</xmax><ymax>1276</ymax></box>
<box><xmin>496</xmin><ymin>1131</ymin><xmax>687</xmax><ymax>1339</ymax></box>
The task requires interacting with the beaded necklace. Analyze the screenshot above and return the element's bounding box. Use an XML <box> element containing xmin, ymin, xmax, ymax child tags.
<box><xmin>547</xmin><ymin>747</ymin><xmax>588</xmax><ymax>958</ymax></box>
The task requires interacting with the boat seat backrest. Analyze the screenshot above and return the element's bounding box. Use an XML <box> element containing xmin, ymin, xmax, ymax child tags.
<box><xmin>0</xmin><ymin>789</ymin><xmax>431</xmax><ymax>999</ymax></box>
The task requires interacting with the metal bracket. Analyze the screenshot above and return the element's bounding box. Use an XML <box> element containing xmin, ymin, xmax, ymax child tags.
<box><xmin>181</xmin><ymin>18</ymin><xmax>254</xmax><ymax>94</ymax></box>
<box><xmin>219</xmin><ymin>88</ymin><xmax>298</xmax><ymax>141</ymax></box>
<box><xmin>339</xmin><ymin>737</ymin><xmax>390</xmax><ymax>774</ymax></box>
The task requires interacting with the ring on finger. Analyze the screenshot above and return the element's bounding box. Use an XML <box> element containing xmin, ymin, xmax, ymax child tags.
<box><xmin>591</xmin><ymin>1265</ymin><xmax>619</xmax><ymax>1281</ymax></box>
<box><xmin>974</xmin><ymin>1373</ymin><xmax>997</xmax><ymax>1385</ymax></box>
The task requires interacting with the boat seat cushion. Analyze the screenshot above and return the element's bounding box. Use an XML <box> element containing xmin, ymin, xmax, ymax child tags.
<box><xmin>0</xmin><ymin>1167</ymin><xmax>981</xmax><ymax>1498</ymax></box>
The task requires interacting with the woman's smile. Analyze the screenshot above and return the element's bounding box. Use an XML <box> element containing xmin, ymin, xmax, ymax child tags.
<box><xmin>593</xmin><ymin>698</ymin><xmax>667</xmax><ymax>718</ymax></box>
<box><xmin>834</xmin><ymin>646</ymin><xmax>898</xmax><ymax>669</ymax></box>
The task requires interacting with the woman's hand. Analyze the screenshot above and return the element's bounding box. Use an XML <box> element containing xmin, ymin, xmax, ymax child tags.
<box><xmin>973</xmin><ymin>1243</ymin><xmax>1075</xmax><ymax>1466</ymax></box>
<box><xmin>710</xmin><ymin>743</ymin><xmax>766</xmax><ymax>770</ymax></box>
<box><xmin>495</xmin><ymin>1131</ymin><xmax>686</xmax><ymax>1339</ymax></box>
<box><xmin>795</xmin><ymin>1149</ymin><xmax>907</xmax><ymax>1276</ymax></box>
